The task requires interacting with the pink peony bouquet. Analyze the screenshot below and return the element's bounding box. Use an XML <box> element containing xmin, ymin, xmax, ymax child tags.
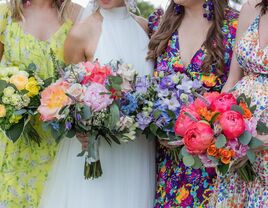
<box><xmin>38</xmin><ymin>60</ymin><xmax>137</xmax><ymax>179</ymax></box>
<box><xmin>174</xmin><ymin>92</ymin><xmax>268</xmax><ymax>181</ymax></box>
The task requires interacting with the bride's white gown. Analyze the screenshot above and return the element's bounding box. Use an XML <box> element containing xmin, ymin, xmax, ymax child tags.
<box><xmin>39</xmin><ymin>7</ymin><xmax>155</xmax><ymax>208</ymax></box>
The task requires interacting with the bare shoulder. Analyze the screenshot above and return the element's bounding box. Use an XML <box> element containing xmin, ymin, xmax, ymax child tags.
<box><xmin>132</xmin><ymin>14</ymin><xmax>149</xmax><ymax>34</ymax></box>
<box><xmin>237</xmin><ymin>0</ymin><xmax>260</xmax><ymax>32</ymax></box>
<box><xmin>68</xmin><ymin>12</ymin><xmax>102</xmax><ymax>43</ymax></box>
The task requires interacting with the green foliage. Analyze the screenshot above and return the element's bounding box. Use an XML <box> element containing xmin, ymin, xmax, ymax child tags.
<box><xmin>135</xmin><ymin>1</ymin><xmax>155</xmax><ymax>18</ymax></box>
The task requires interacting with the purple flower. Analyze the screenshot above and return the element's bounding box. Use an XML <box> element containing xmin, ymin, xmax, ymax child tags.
<box><xmin>162</xmin><ymin>97</ymin><xmax>180</xmax><ymax>111</ymax></box>
<box><xmin>76</xmin><ymin>113</ymin><xmax>82</xmax><ymax>121</ymax></box>
<box><xmin>136</xmin><ymin>113</ymin><xmax>153</xmax><ymax>130</ymax></box>
<box><xmin>157</xmin><ymin>87</ymin><xmax>170</xmax><ymax>98</ymax></box>
<box><xmin>176</xmin><ymin>77</ymin><xmax>195</xmax><ymax>93</ymax></box>
<box><xmin>227</xmin><ymin>138</ymin><xmax>248</xmax><ymax>159</ymax></box>
<box><xmin>159</xmin><ymin>76</ymin><xmax>175</xmax><ymax>90</ymax></box>
<box><xmin>192</xmin><ymin>79</ymin><xmax>203</xmax><ymax>89</ymax></box>
<box><xmin>135</xmin><ymin>76</ymin><xmax>148</xmax><ymax>94</ymax></box>
<box><xmin>199</xmin><ymin>154</ymin><xmax>217</xmax><ymax>168</ymax></box>
<box><xmin>65</xmin><ymin>122</ymin><xmax>72</xmax><ymax>130</ymax></box>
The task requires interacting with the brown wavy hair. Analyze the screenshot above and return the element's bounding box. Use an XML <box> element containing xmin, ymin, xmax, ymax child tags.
<box><xmin>9</xmin><ymin>0</ymin><xmax>71</xmax><ymax>21</ymax></box>
<box><xmin>148</xmin><ymin>0</ymin><xmax>228</xmax><ymax>76</ymax></box>
<box><xmin>256</xmin><ymin>0</ymin><xmax>268</xmax><ymax>15</ymax></box>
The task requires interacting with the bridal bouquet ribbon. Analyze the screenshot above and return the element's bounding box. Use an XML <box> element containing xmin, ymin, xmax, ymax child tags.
<box><xmin>174</xmin><ymin>92</ymin><xmax>268</xmax><ymax>182</ymax></box>
<box><xmin>0</xmin><ymin>64</ymin><xmax>51</xmax><ymax>144</ymax></box>
<box><xmin>38</xmin><ymin>60</ymin><xmax>137</xmax><ymax>179</ymax></box>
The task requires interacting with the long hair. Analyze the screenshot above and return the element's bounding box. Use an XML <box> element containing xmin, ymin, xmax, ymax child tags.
<box><xmin>8</xmin><ymin>0</ymin><xmax>71</xmax><ymax>21</ymax></box>
<box><xmin>148</xmin><ymin>0</ymin><xmax>228</xmax><ymax>76</ymax></box>
<box><xmin>256</xmin><ymin>0</ymin><xmax>268</xmax><ymax>15</ymax></box>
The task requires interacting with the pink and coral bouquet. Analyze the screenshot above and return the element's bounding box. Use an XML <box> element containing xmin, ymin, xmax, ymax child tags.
<box><xmin>174</xmin><ymin>92</ymin><xmax>268</xmax><ymax>182</ymax></box>
<box><xmin>38</xmin><ymin>60</ymin><xmax>138</xmax><ymax>180</ymax></box>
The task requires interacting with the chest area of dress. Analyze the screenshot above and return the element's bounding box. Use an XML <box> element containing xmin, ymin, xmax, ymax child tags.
<box><xmin>236</xmin><ymin>30</ymin><xmax>268</xmax><ymax>74</ymax></box>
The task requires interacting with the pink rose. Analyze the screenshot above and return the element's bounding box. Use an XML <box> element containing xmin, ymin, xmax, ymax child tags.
<box><xmin>84</xmin><ymin>83</ymin><xmax>113</xmax><ymax>112</ymax></box>
<box><xmin>183</xmin><ymin>121</ymin><xmax>214</xmax><ymax>154</ymax></box>
<box><xmin>174</xmin><ymin>105</ymin><xmax>200</xmax><ymax>137</ymax></box>
<box><xmin>210</xmin><ymin>93</ymin><xmax>237</xmax><ymax>113</ymax></box>
<box><xmin>194</xmin><ymin>92</ymin><xmax>220</xmax><ymax>109</ymax></box>
<box><xmin>82</xmin><ymin>62</ymin><xmax>112</xmax><ymax>85</ymax></box>
<box><xmin>38</xmin><ymin>81</ymin><xmax>71</xmax><ymax>121</ymax></box>
<box><xmin>219</xmin><ymin>110</ymin><xmax>246</xmax><ymax>140</ymax></box>
<box><xmin>66</xmin><ymin>83</ymin><xmax>85</xmax><ymax>101</ymax></box>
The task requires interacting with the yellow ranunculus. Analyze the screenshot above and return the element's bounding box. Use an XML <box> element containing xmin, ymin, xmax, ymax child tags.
<box><xmin>9</xmin><ymin>74</ymin><xmax>29</xmax><ymax>91</ymax></box>
<box><xmin>25</xmin><ymin>77</ymin><xmax>40</xmax><ymax>97</ymax></box>
<box><xmin>0</xmin><ymin>104</ymin><xmax>6</xmax><ymax>118</ymax></box>
<box><xmin>9</xmin><ymin>114</ymin><xmax>22</xmax><ymax>124</ymax></box>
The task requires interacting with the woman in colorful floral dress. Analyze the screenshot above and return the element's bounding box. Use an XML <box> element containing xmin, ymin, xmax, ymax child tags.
<box><xmin>209</xmin><ymin>0</ymin><xmax>268</xmax><ymax>207</ymax></box>
<box><xmin>0</xmin><ymin>1</ymin><xmax>80</xmax><ymax>207</ymax></box>
<box><xmin>148</xmin><ymin>0</ymin><xmax>239</xmax><ymax>207</ymax></box>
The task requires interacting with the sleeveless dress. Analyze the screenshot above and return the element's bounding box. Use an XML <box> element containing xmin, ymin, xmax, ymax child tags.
<box><xmin>209</xmin><ymin>14</ymin><xmax>268</xmax><ymax>208</ymax></box>
<box><xmin>148</xmin><ymin>8</ymin><xmax>239</xmax><ymax>208</ymax></box>
<box><xmin>0</xmin><ymin>4</ymin><xmax>73</xmax><ymax>208</ymax></box>
<box><xmin>39</xmin><ymin>7</ymin><xmax>155</xmax><ymax>208</ymax></box>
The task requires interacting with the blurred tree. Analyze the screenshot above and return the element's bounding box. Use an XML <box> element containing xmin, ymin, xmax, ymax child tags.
<box><xmin>135</xmin><ymin>1</ymin><xmax>155</xmax><ymax>18</ymax></box>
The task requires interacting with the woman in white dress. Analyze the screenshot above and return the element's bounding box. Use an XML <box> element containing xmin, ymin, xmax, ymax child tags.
<box><xmin>39</xmin><ymin>0</ymin><xmax>155</xmax><ymax>208</ymax></box>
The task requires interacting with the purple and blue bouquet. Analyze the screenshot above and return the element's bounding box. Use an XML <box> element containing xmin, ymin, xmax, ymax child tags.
<box><xmin>120</xmin><ymin>71</ymin><xmax>204</xmax><ymax>151</ymax></box>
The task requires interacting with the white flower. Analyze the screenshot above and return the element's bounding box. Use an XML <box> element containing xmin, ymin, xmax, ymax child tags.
<box><xmin>67</xmin><ymin>83</ymin><xmax>85</xmax><ymax>101</ymax></box>
<box><xmin>17</xmin><ymin>70</ymin><xmax>29</xmax><ymax>78</ymax></box>
<box><xmin>10</xmin><ymin>94</ymin><xmax>22</xmax><ymax>106</ymax></box>
<box><xmin>22</xmin><ymin>94</ymin><xmax>31</xmax><ymax>107</ymax></box>
<box><xmin>180</xmin><ymin>93</ymin><xmax>189</xmax><ymax>103</ymax></box>
<box><xmin>2</xmin><ymin>96</ymin><xmax>10</xmax><ymax>104</ymax></box>
<box><xmin>117</xmin><ymin>63</ymin><xmax>136</xmax><ymax>82</ymax></box>
<box><xmin>3</xmin><ymin>86</ymin><xmax>15</xmax><ymax>97</ymax></box>
<box><xmin>0</xmin><ymin>67</ymin><xmax>19</xmax><ymax>78</ymax></box>
<box><xmin>163</xmin><ymin>97</ymin><xmax>180</xmax><ymax>111</ymax></box>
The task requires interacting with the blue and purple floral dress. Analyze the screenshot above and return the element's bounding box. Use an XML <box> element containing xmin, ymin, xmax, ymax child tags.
<box><xmin>149</xmin><ymin>8</ymin><xmax>239</xmax><ymax>208</ymax></box>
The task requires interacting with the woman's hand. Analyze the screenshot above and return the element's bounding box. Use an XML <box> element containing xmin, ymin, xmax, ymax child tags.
<box><xmin>159</xmin><ymin>139</ymin><xmax>183</xmax><ymax>149</ymax></box>
<box><xmin>76</xmin><ymin>133</ymin><xmax>88</xmax><ymax>151</ymax></box>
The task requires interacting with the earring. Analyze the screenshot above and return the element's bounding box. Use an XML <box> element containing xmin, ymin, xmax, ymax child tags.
<box><xmin>203</xmin><ymin>0</ymin><xmax>214</xmax><ymax>21</ymax></box>
<box><xmin>174</xmin><ymin>4</ymin><xmax>183</xmax><ymax>15</ymax></box>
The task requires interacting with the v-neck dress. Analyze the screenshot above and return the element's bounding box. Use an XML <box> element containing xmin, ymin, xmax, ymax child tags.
<box><xmin>0</xmin><ymin>4</ymin><xmax>73</xmax><ymax>208</ymax></box>
<box><xmin>149</xmin><ymin>8</ymin><xmax>239</xmax><ymax>207</ymax></box>
<box><xmin>209</xmin><ymin>14</ymin><xmax>268</xmax><ymax>208</ymax></box>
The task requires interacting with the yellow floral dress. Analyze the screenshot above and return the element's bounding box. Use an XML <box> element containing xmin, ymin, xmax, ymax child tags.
<box><xmin>0</xmin><ymin>4</ymin><xmax>73</xmax><ymax>208</ymax></box>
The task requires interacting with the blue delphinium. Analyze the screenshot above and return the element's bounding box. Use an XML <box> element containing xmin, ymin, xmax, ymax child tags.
<box><xmin>120</xmin><ymin>93</ymin><xmax>138</xmax><ymax>115</ymax></box>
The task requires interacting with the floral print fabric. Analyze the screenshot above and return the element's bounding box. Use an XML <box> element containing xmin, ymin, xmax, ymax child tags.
<box><xmin>209</xmin><ymin>15</ymin><xmax>268</xmax><ymax>208</ymax></box>
<box><xmin>0</xmin><ymin>4</ymin><xmax>72</xmax><ymax>208</ymax></box>
<box><xmin>149</xmin><ymin>8</ymin><xmax>239</xmax><ymax>207</ymax></box>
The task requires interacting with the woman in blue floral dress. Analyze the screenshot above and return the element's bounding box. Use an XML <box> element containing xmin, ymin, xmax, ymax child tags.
<box><xmin>148</xmin><ymin>0</ymin><xmax>239</xmax><ymax>207</ymax></box>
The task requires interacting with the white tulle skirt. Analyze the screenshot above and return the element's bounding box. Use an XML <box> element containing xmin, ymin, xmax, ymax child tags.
<box><xmin>39</xmin><ymin>136</ymin><xmax>155</xmax><ymax>208</ymax></box>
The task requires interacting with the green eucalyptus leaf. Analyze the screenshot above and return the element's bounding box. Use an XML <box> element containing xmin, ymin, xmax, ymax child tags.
<box><xmin>247</xmin><ymin>150</ymin><xmax>256</xmax><ymax>164</ymax></box>
<box><xmin>0</xmin><ymin>80</ymin><xmax>7</xmax><ymax>93</ymax></box>
<box><xmin>183</xmin><ymin>155</ymin><xmax>195</xmax><ymax>167</ymax></box>
<box><xmin>180</xmin><ymin>146</ymin><xmax>190</xmax><ymax>157</ymax></box>
<box><xmin>249</xmin><ymin>137</ymin><xmax>264</xmax><ymax>149</ymax></box>
<box><xmin>216</xmin><ymin>134</ymin><xmax>227</xmax><ymax>148</ymax></box>
<box><xmin>239</xmin><ymin>131</ymin><xmax>252</xmax><ymax>145</ymax></box>
<box><xmin>5</xmin><ymin>120</ymin><xmax>25</xmax><ymax>143</ymax></box>
<box><xmin>193</xmin><ymin>156</ymin><xmax>203</xmax><ymax>169</ymax></box>
<box><xmin>231</xmin><ymin>105</ymin><xmax>244</xmax><ymax>115</ymax></box>
<box><xmin>82</xmin><ymin>105</ymin><xmax>92</xmax><ymax>120</ymax></box>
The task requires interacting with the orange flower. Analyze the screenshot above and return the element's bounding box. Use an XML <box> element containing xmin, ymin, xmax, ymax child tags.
<box><xmin>221</xmin><ymin>156</ymin><xmax>232</xmax><ymax>164</ymax></box>
<box><xmin>197</xmin><ymin>107</ymin><xmax>218</xmax><ymax>122</ymax></box>
<box><xmin>201</xmin><ymin>74</ymin><xmax>217</xmax><ymax>87</ymax></box>
<box><xmin>239</xmin><ymin>101</ymin><xmax>252</xmax><ymax>119</ymax></box>
<box><xmin>264</xmin><ymin>59</ymin><xmax>268</xmax><ymax>66</ymax></box>
<box><xmin>207</xmin><ymin>144</ymin><xmax>218</xmax><ymax>157</ymax></box>
<box><xmin>153</xmin><ymin>71</ymin><xmax>159</xmax><ymax>78</ymax></box>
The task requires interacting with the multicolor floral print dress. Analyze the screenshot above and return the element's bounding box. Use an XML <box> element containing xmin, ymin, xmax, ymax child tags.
<box><xmin>0</xmin><ymin>4</ymin><xmax>73</xmax><ymax>208</ymax></box>
<box><xmin>209</xmin><ymin>14</ymin><xmax>268</xmax><ymax>208</ymax></box>
<box><xmin>148</xmin><ymin>8</ymin><xmax>239</xmax><ymax>208</ymax></box>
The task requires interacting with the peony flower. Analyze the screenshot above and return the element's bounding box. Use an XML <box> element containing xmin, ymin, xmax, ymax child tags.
<box><xmin>66</xmin><ymin>83</ymin><xmax>85</xmax><ymax>101</ymax></box>
<box><xmin>84</xmin><ymin>83</ymin><xmax>113</xmax><ymax>112</ymax></box>
<box><xmin>82</xmin><ymin>62</ymin><xmax>112</xmax><ymax>85</ymax></box>
<box><xmin>174</xmin><ymin>105</ymin><xmax>200</xmax><ymax>137</ymax></box>
<box><xmin>25</xmin><ymin>77</ymin><xmax>40</xmax><ymax>97</ymax></box>
<box><xmin>210</xmin><ymin>93</ymin><xmax>237</xmax><ymax>113</ymax></box>
<box><xmin>194</xmin><ymin>92</ymin><xmax>220</xmax><ymax>109</ymax></box>
<box><xmin>117</xmin><ymin>63</ymin><xmax>136</xmax><ymax>82</ymax></box>
<box><xmin>38</xmin><ymin>82</ymin><xmax>71</xmax><ymax>121</ymax></box>
<box><xmin>9</xmin><ymin>74</ymin><xmax>29</xmax><ymax>90</ymax></box>
<box><xmin>0</xmin><ymin>104</ymin><xmax>6</xmax><ymax>118</ymax></box>
<box><xmin>219</xmin><ymin>110</ymin><xmax>246</xmax><ymax>140</ymax></box>
<box><xmin>183</xmin><ymin>121</ymin><xmax>214</xmax><ymax>154</ymax></box>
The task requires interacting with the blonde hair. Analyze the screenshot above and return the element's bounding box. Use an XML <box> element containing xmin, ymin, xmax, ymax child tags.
<box><xmin>8</xmin><ymin>0</ymin><xmax>71</xmax><ymax>21</ymax></box>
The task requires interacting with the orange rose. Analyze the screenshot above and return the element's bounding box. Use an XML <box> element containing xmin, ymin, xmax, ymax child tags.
<box><xmin>221</xmin><ymin>156</ymin><xmax>232</xmax><ymax>164</ymax></box>
<box><xmin>207</xmin><ymin>144</ymin><xmax>218</xmax><ymax>157</ymax></box>
<box><xmin>239</xmin><ymin>101</ymin><xmax>252</xmax><ymax>119</ymax></box>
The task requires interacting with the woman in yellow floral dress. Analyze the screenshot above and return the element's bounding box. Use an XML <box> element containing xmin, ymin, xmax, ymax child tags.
<box><xmin>0</xmin><ymin>0</ymin><xmax>81</xmax><ymax>207</ymax></box>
